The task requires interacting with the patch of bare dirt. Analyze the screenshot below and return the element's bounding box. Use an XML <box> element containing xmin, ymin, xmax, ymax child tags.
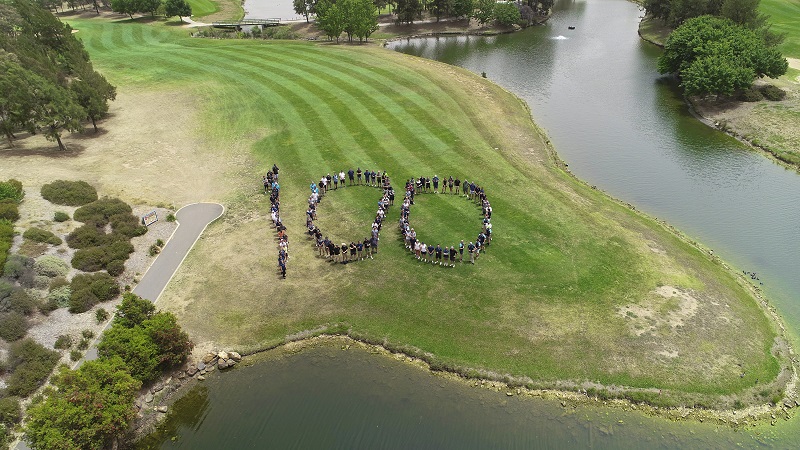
<box><xmin>617</xmin><ymin>285</ymin><xmax>699</xmax><ymax>337</ymax></box>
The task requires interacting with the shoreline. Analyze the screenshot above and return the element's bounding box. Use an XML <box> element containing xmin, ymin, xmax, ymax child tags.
<box><xmin>637</xmin><ymin>16</ymin><xmax>800</xmax><ymax>172</ymax></box>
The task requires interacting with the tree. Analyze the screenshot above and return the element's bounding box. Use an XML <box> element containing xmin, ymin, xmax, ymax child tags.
<box><xmin>494</xmin><ymin>1</ymin><xmax>520</xmax><ymax>27</ymax></box>
<box><xmin>24</xmin><ymin>357</ymin><xmax>141</xmax><ymax>450</ymax></box>
<box><xmin>395</xmin><ymin>0</ymin><xmax>422</xmax><ymax>24</ymax></box>
<box><xmin>450</xmin><ymin>0</ymin><xmax>473</xmax><ymax>20</ymax></box>
<box><xmin>97</xmin><ymin>323</ymin><xmax>160</xmax><ymax>383</ymax></box>
<box><xmin>293</xmin><ymin>0</ymin><xmax>315</xmax><ymax>23</ymax></box>
<box><xmin>70</xmin><ymin>67</ymin><xmax>116</xmax><ymax>132</ymax></box>
<box><xmin>114</xmin><ymin>292</ymin><xmax>155</xmax><ymax>328</ymax></box>
<box><xmin>472</xmin><ymin>0</ymin><xmax>494</xmax><ymax>25</ymax></box>
<box><xmin>316</xmin><ymin>0</ymin><xmax>346</xmax><ymax>42</ymax></box>
<box><xmin>658</xmin><ymin>15</ymin><xmax>787</xmax><ymax>97</ymax></box>
<box><xmin>137</xmin><ymin>0</ymin><xmax>161</xmax><ymax>17</ymax></box>
<box><xmin>32</xmin><ymin>81</ymin><xmax>85</xmax><ymax>151</ymax></box>
<box><xmin>429</xmin><ymin>0</ymin><xmax>451</xmax><ymax>22</ymax></box>
<box><xmin>0</xmin><ymin>53</ymin><xmax>41</xmax><ymax>145</ymax></box>
<box><xmin>348</xmin><ymin>0</ymin><xmax>379</xmax><ymax>42</ymax></box>
<box><xmin>643</xmin><ymin>0</ymin><xmax>671</xmax><ymax>23</ymax></box>
<box><xmin>143</xmin><ymin>312</ymin><xmax>193</xmax><ymax>368</ymax></box>
<box><xmin>110</xmin><ymin>0</ymin><xmax>136</xmax><ymax>18</ymax></box>
<box><xmin>164</xmin><ymin>0</ymin><xmax>192</xmax><ymax>22</ymax></box>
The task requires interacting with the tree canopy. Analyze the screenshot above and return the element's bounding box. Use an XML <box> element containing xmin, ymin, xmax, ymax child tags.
<box><xmin>0</xmin><ymin>0</ymin><xmax>116</xmax><ymax>149</ymax></box>
<box><xmin>316</xmin><ymin>0</ymin><xmax>378</xmax><ymax>42</ymax></box>
<box><xmin>657</xmin><ymin>15</ymin><xmax>787</xmax><ymax>97</ymax></box>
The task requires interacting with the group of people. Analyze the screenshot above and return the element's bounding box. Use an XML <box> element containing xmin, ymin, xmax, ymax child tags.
<box><xmin>399</xmin><ymin>176</ymin><xmax>493</xmax><ymax>266</ymax></box>
<box><xmin>306</xmin><ymin>169</ymin><xmax>395</xmax><ymax>264</ymax></box>
<box><xmin>264</xmin><ymin>164</ymin><xmax>288</xmax><ymax>278</ymax></box>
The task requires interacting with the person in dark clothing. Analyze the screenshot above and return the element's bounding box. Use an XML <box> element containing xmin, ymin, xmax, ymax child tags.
<box><xmin>348</xmin><ymin>169</ymin><xmax>355</xmax><ymax>185</ymax></box>
<box><xmin>435</xmin><ymin>244</ymin><xmax>443</xmax><ymax>263</ymax></box>
<box><xmin>454</xmin><ymin>178</ymin><xmax>461</xmax><ymax>195</ymax></box>
<box><xmin>433</xmin><ymin>175</ymin><xmax>439</xmax><ymax>193</ymax></box>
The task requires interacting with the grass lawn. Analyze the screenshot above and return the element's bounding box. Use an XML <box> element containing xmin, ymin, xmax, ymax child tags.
<box><xmin>49</xmin><ymin>17</ymin><xmax>789</xmax><ymax>408</ymax></box>
<box><xmin>186</xmin><ymin>0</ymin><xmax>219</xmax><ymax>18</ymax></box>
<box><xmin>760</xmin><ymin>0</ymin><xmax>800</xmax><ymax>58</ymax></box>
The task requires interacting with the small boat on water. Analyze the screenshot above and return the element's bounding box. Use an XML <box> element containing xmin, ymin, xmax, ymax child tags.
<box><xmin>568</xmin><ymin>26</ymin><xmax>576</xmax><ymax>30</ymax></box>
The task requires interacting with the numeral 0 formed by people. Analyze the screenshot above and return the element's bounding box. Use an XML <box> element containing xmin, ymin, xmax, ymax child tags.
<box><xmin>264</xmin><ymin>165</ymin><xmax>493</xmax><ymax>278</ymax></box>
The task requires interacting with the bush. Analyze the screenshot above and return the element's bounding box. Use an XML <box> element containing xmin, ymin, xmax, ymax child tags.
<box><xmin>71</xmin><ymin>240</ymin><xmax>134</xmax><ymax>272</ymax></box>
<box><xmin>73</xmin><ymin>198</ymin><xmax>132</xmax><ymax>225</ymax></box>
<box><xmin>106</xmin><ymin>259</ymin><xmax>125</xmax><ymax>277</ymax></box>
<box><xmin>77</xmin><ymin>338</ymin><xmax>90</xmax><ymax>350</ymax></box>
<box><xmin>6</xmin><ymin>338</ymin><xmax>60</xmax><ymax>397</ymax></box>
<box><xmin>98</xmin><ymin>324</ymin><xmax>160</xmax><ymax>383</ymax></box>
<box><xmin>115</xmin><ymin>293</ymin><xmax>155</xmax><ymax>328</ymax></box>
<box><xmin>46</xmin><ymin>285</ymin><xmax>72</xmax><ymax>310</ymax></box>
<box><xmin>34</xmin><ymin>255</ymin><xmax>71</xmax><ymax>278</ymax></box>
<box><xmin>739</xmin><ymin>87</ymin><xmax>763</xmax><ymax>102</ymax></box>
<box><xmin>0</xmin><ymin>312</ymin><xmax>29</xmax><ymax>341</ymax></box>
<box><xmin>54</xmin><ymin>335</ymin><xmax>73</xmax><ymax>350</ymax></box>
<box><xmin>8</xmin><ymin>289</ymin><xmax>38</xmax><ymax>316</ymax></box>
<box><xmin>0</xmin><ymin>202</ymin><xmax>19</xmax><ymax>222</ymax></box>
<box><xmin>166</xmin><ymin>213</ymin><xmax>176</xmax><ymax>222</ymax></box>
<box><xmin>66</xmin><ymin>224</ymin><xmax>108</xmax><ymax>249</ymax></box>
<box><xmin>40</xmin><ymin>181</ymin><xmax>97</xmax><ymax>206</ymax></box>
<box><xmin>494</xmin><ymin>1</ymin><xmax>521</xmax><ymax>26</ymax></box>
<box><xmin>69</xmin><ymin>273</ymin><xmax>119</xmax><ymax>313</ymax></box>
<box><xmin>49</xmin><ymin>276</ymin><xmax>69</xmax><ymax>290</ymax></box>
<box><xmin>70</xmin><ymin>350</ymin><xmax>82</xmax><ymax>362</ymax></box>
<box><xmin>53</xmin><ymin>211</ymin><xmax>70</xmax><ymax>222</ymax></box>
<box><xmin>82</xmin><ymin>329</ymin><xmax>95</xmax><ymax>340</ymax></box>
<box><xmin>0</xmin><ymin>280</ymin><xmax>13</xmax><ymax>302</ymax></box>
<box><xmin>761</xmin><ymin>85</ymin><xmax>786</xmax><ymax>101</ymax></box>
<box><xmin>0</xmin><ymin>220</ymin><xmax>13</xmax><ymax>270</ymax></box>
<box><xmin>0</xmin><ymin>397</ymin><xmax>21</xmax><ymax>425</ymax></box>
<box><xmin>0</xmin><ymin>180</ymin><xmax>24</xmax><ymax>203</ymax></box>
<box><xmin>156</xmin><ymin>239</ymin><xmax>164</xmax><ymax>247</ymax></box>
<box><xmin>3</xmin><ymin>254</ymin><xmax>33</xmax><ymax>279</ymax></box>
<box><xmin>96</xmin><ymin>308</ymin><xmax>109</xmax><ymax>323</ymax></box>
<box><xmin>149</xmin><ymin>244</ymin><xmax>160</xmax><ymax>256</ymax></box>
<box><xmin>109</xmin><ymin>213</ymin><xmax>147</xmax><ymax>239</ymax></box>
<box><xmin>23</xmin><ymin>228</ymin><xmax>62</xmax><ymax>246</ymax></box>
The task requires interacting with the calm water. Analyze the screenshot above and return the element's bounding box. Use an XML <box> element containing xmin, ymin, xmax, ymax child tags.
<box><xmin>144</xmin><ymin>0</ymin><xmax>800</xmax><ymax>448</ymax></box>
<box><xmin>244</xmin><ymin>0</ymin><xmax>303</xmax><ymax>21</ymax></box>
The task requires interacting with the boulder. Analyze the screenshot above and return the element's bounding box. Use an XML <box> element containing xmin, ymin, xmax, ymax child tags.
<box><xmin>198</xmin><ymin>362</ymin><xmax>206</xmax><ymax>371</ymax></box>
<box><xmin>218</xmin><ymin>351</ymin><xmax>229</xmax><ymax>360</ymax></box>
<box><xmin>156</xmin><ymin>406</ymin><xmax>168</xmax><ymax>413</ymax></box>
<box><xmin>227</xmin><ymin>359</ymin><xmax>236</xmax><ymax>367</ymax></box>
<box><xmin>202</xmin><ymin>353</ymin><xmax>216</xmax><ymax>364</ymax></box>
<box><xmin>177</xmin><ymin>371</ymin><xmax>186</xmax><ymax>379</ymax></box>
<box><xmin>186</xmin><ymin>364</ymin><xmax>198</xmax><ymax>376</ymax></box>
<box><xmin>144</xmin><ymin>394</ymin><xmax>154</xmax><ymax>404</ymax></box>
<box><xmin>218</xmin><ymin>359</ymin><xmax>229</xmax><ymax>370</ymax></box>
<box><xmin>151</xmin><ymin>383</ymin><xmax>164</xmax><ymax>394</ymax></box>
<box><xmin>229</xmin><ymin>351</ymin><xmax>242</xmax><ymax>362</ymax></box>
<box><xmin>197</xmin><ymin>375</ymin><xmax>206</xmax><ymax>381</ymax></box>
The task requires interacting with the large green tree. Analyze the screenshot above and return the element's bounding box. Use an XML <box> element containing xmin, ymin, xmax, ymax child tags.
<box><xmin>71</xmin><ymin>68</ymin><xmax>116</xmax><ymax>132</ymax></box>
<box><xmin>316</xmin><ymin>0</ymin><xmax>346</xmax><ymax>42</ymax></box>
<box><xmin>658</xmin><ymin>15</ymin><xmax>787</xmax><ymax>97</ymax></box>
<box><xmin>24</xmin><ymin>357</ymin><xmax>141</xmax><ymax>450</ymax></box>
<box><xmin>472</xmin><ymin>0</ymin><xmax>494</xmax><ymax>25</ymax></box>
<box><xmin>428</xmin><ymin>0</ymin><xmax>451</xmax><ymax>22</ymax></box>
<box><xmin>493</xmin><ymin>1</ymin><xmax>520</xmax><ymax>27</ymax></box>
<box><xmin>293</xmin><ymin>0</ymin><xmax>316</xmax><ymax>23</ymax></box>
<box><xmin>164</xmin><ymin>0</ymin><xmax>192</xmax><ymax>22</ymax></box>
<box><xmin>450</xmin><ymin>0</ymin><xmax>473</xmax><ymax>20</ymax></box>
<box><xmin>394</xmin><ymin>0</ymin><xmax>422</xmax><ymax>24</ymax></box>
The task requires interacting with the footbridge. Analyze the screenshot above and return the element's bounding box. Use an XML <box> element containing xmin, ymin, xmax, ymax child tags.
<box><xmin>211</xmin><ymin>18</ymin><xmax>281</xmax><ymax>30</ymax></box>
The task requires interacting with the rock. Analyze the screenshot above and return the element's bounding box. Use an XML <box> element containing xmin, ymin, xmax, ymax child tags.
<box><xmin>156</xmin><ymin>406</ymin><xmax>168</xmax><ymax>413</ymax></box>
<box><xmin>177</xmin><ymin>371</ymin><xmax>186</xmax><ymax>379</ymax></box>
<box><xmin>144</xmin><ymin>394</ymin><xmax>154</xmax><ymax>403</ymax></box>
<box><xmin>218</xmin><ymin>359</ymin><xmax>229</xmax><ymax>370</ymax></box>
<box><xmin>202</xmin><ymin>353</ymin><xmax>216</xmax><ymax>364</ymax></box>
<box><xmin>227</xmin><ymin>359</ymin><xmax>236</xmax><ymax>367</ymax></box>
<box><xmin>198</xmin><ymin>362</ymin><xmax>206</xmax><ymax>371</ymax></box>
<box><xmin>785</xmin><ymin>400</ymin><xmax>794</xmax><ymax>409</ymax></box>
<box><xmin>229</xmin><ymin>351</ymin><xmax>242</xmax><ymax>362</ymax></box>
<box><xmin>200</xmin><ymin>369</ymin><xmax>206</xmax><ymax>375</ymax></box>
<box><xmin>197</xmin><ymin>375</ymin><xmax>206</xmax><ymax>381</ymax></box>
<box><xmin>186</xmin><ymin>365</ymin><xmax>198</xmax><ymax>376</ymax></box>
<box><xmin>506</xmin><ymin>392</ymin><xmax>513</xmax><ymax>396</ymax></box>
<box><xmin>151</xmin><ymin>383</ymin><xmax>164</xmax><ymax>394</ymax></box>
<box><xmin>206</xmin><ymin>364</ymin><xmax>215</xmax><ymax>372</ymax></box>
<box><xmin>218</xmin><ymin>351</ymin><xmax>229</xmax><ymax>360</ymax></box>
<box><xmin>560</xmin><ymin>401</ymin><xmax>566</xmax><ymax>407</ymax></box>
<box><xmin>165</xmin><ymin>377</ymin><xmax>172</xmax><ymax>385</ymax></box>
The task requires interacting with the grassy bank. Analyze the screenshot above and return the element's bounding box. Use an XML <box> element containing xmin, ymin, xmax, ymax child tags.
<box><xmin>761</xmin><ymin>0</ymin><xmax>800</xmax><ymax>58</ymax></box>
<box><xmin>14</xmin><ymin>17</ymin><xmax>790</xmax><ymax>409</ymax></box>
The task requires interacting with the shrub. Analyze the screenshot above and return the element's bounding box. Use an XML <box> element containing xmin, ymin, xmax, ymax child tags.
<box><xmin>96</xmin><ymin>308</ymin><xmax>109</xmax><ymax>323</ymax></box>
<box><xmin>69</xmin><ymin>273</ymin><xmax>119</xmax><ymax>313</ymax></box>
<box><xmin>0</xmin><ymin>280</ymin><xmax>13</xmax><ymax>302</ymax></box>
<box><xmin>106</xmin><ymin>259</ymin><xmax>125</xmax><ymax>277</ymax></box>
<box><xmin>115</xmin><ymin>293</ymin><xmax>155</xmax><ymax>328</ymax></box>
<box><xmin>70</xmin><ymin>350</ymin><xmax>82</xmax><ymax>362</ymax></box>
<box><xmin>71</xmin><ymin>240</ymin><xmax>134</xmax><ymax>272</ymax></box>
<box><xmin>77</xmin><ymin>338</ymin><xmax>90</xmax><ymax>350</ymax></box>
<box><xmin>156</xmin><ymin>239</ymin><xmax>164</xmax><ymax>247</ymax></box>
<box><xmin>761</xmin><ymin>85</ymin><xmax>786</xmax><ymax>101</ymax></box>
<box><xmin>46</xmin><ymin>286</ymin><xmax>72</xmax><ymax>309</ymax></box>
<box><xmin>0</xmin><ymin>397</ymin><xmax>21</xmax><ymax>425</ymax></box>
<box><xmin>66</xmin><ymin>225</ymin><xmax>108</xmax><ymax>249</ymax></box>
<box><xmin>98</xmin><ymin>324</ymin><xmax>160</xmax><ymax>383</ymax></box>
<box><xmin>143</xmin><ymin>312</ymin><xmax>194</xmax><ymax>368</ymax></box>
<box><xmin>34</xmin><ymin>255</ymin><xmax>71</xmax><ymax>278</ymax></box>
<box><xmin>32</xmin><ymin>275</ymin><xmax>50</xmax><ymax>290</ymax></box>
<box><xmin>53</xmin><ymin>211</ymin><xmax>70</xmax><ymax>222</ymax></box>
<box><xmin>8</xmin><ymin>289</ymin><xmax>38</xmax><ymax>316</ymax></box>
<box><xmin>3</xmin><ymin>254</ymin><xmax>33</xmax><ymax>279</ymax></box>
<box><xmin>0</xmin><ymin>202</ymin><xmax>19</xmax><ymax>222</ymax></box>
<box><xmin>149</xmin><ymin>244</ymin><xmax>160</xmax><ymax>256</ymax></box>
<box><xmin>73</xmin><ymin>198</ymin><xmax>132</xmax><ymax>225</ymax></box>
<box><xmin>0</xmin><ymin>220</ymin><xmax>13</xmax><ymax>269</ymax></box>
<box><xmin>54</xmin><ymin>335</ymin><xmax>73</xmax><ymax>350</ymax></box>
<box><xmin>40</xmin><ymin>181</ymin><xmax>97</xmax><ymax>206</ymax></box>
<box><xmin>49</xmin><ymin>276</ymin><xmax>69</xmax><ymax>290</ymax></box>
<box><xmin>109</xmin><ymin>214</ymin><xmax>147</xmax><ymax>239</ymax></box>
<box><xmin>82</xmin><ymin>329</ymin><xmax>95</xmax><ymax>340</ymax></box>
<box><xmin>739</xmin><ymin>87</ymin><xmax>763</xmax><ymax>102</ymax></box>
<box><xmin>0</xmin><ymin>312</ymin><xmax>29</xmax><ymax>341</ymax></box>
<box><xmin>23</xmin><ymin>228</ymin><xmax>62</xmax><ymax>246</ymax></box>
<box><xmin>0</xmin><ymin>180</ymin><xmax>24</xmax><ymax>203</ymax></box>
<box><xmin>166</xmin><ymin>213</ymin><xmax>176</xmax><ymax>222</ymax></box>
<box><xmin>6</xmin><ymin>338</ymin><xmax>60</xmax><ymax>397</ymax></box>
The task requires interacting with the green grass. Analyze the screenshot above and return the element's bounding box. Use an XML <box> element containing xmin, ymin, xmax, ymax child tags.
<box><xmin>65</xmin><ymin>17</ymin><xmax>787</xmax><ymax>407</ymax></box>
<box><xmin>186</xmin><ymin>0</ymin><xmax>219</xmax><ymax>18</ymax></box>
<box><xmin>760</xmin><ymin>0</ymin><xmax>800</xmax><ymax>58</ymax></box>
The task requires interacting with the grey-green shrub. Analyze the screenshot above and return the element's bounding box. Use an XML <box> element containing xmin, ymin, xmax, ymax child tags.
<box><xmin>34</xmin><ymin>256</ymin><xmax>70</xmax><ymax>278</ymax></box>
<box><xmin>40</xmin><ymin>181</ymin><xmax>97</xmax><ymax>206</ymax></box>
<box><xmin>0</xmin><ymin>312</ymin><xmax>29</xmax><ymax>341</ymax></box>
<box><xmin>53</xmin><ymin>211</ymin><xmax>70</xmax><ymax>222</ymax></box>
<box><xmin>46</xmin><ymin>286</ymin><xmax>72</xmax><ymax>309</ymax></box>
<box><xmin>23</xmin><ymin>228</ymin><xmax>62</xmax><ymax>246</ymax></box>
